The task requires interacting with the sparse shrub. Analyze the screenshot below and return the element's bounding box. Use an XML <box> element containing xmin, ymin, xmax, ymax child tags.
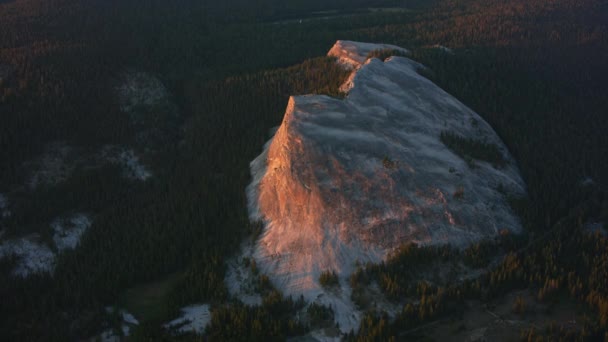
<box><xmin>382</xmin><ymin>156</ymin><xmax>398</xmax><ymax>169</ymax></box>
<box><xmin>249</xmin><ymin>221</ymin><xmax>265</xmax><ymax>240</ymax></box>
<box><xmin>307</xmin><ymin>303</ymin><xmax>334</xmax><ymax>327</ymax></box>
<box><xmin>257</xmin><ymin>274</ymin><xmax>273</xmax><ymax>294</ymax></box>
<box><xmin>367</xmin><ymin>49</ymin><xmax>408</xmax><ymax>61</ymax></box>
<box><xmin>250</xmin><ymin>258</ymin><xmax>258</xmax><ymax>275</ymax></box>
<box><xmin>453</xmin><ymin>186</ymin><xmax>465</xmax><ymax>199</ymax></box>
<box><xmin>512</xmin><ymin>295</ymin><xmax>527</xmax><ymax>314</ymax></box>
<box><xmin>463</xmin><ymin>241</ymin><xmax>495</xmax><ymax>268</ymax></box>
<box><xmin>350</xmin><ymin>266</ymin><xmax>370</xmax><ymax>288</ymax></box>
<box><xmin>261</xmin><ymin>290</ymin><xmax>287</xmax><ymax>314</ymax></box>
<box><xmin>464</xmin><ymin>155</ymin><xmax>477</xmax><ymax>169</ymax></box>
<box><xmin>319</xmin><ymin>270</ymin><xmax>339</xmax><ymax>288</ymax></box>
<box><xmin>351</xmin><ymin>287</ymin><xmax>367</xmax><ymax>309</ymax></box>
<box><xmin>440</xmin><ymin>131</ymin><xmax>506</xmax><ymax>168</ymax></box>
<box><xmin>497</xmin><ymin>183</ymin><xmax>506</xmax><ymax>195</ymax></box>
<box><xmin>537</xmin><ymin>278</ymin><xmax>559</xmax><ymax>302</ymax></box>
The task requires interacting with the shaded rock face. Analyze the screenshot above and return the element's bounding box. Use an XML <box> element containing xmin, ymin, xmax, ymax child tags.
<box><xmin>247</xmin><ymin>41</ymin><xmax>525</xmax><ymax>298</ymax></box>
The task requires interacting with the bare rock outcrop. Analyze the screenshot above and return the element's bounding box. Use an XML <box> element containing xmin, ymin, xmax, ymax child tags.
<box><xmin>246</xmin><ymin>40</ymin><xmax>525</xmax><ymax>330</ymax></box>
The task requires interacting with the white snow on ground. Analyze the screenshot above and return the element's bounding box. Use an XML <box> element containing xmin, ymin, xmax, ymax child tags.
<box><xmin>25</xmin><ymin>142</ymin><xmax>74</xmax><ymax>189</ymax></box>
<box><xmin>99</xmin><ymin>329</ymin><xmax>120</xmax><ymax>342</ymax></box>
<box><xmin>21</xmin><ymin>142</ymin><xmax>152</xmax><ymax>191</ymax></box>
<box><xmin>97</xmin><ymin>324</ymin><xmax>133</xmax><ymax>341</ymax></box>
<box><xmin>432</xmin><ymin>44</ymin><xmax>454</xmax><ymax>54</ymax></box>
<box><xmin>246</xmin><ymin>40</ymin><xmax>526</xmax><ymax>333</ymax></box>
<box><xmin>97</xmin><ymin>308</ymin><xmax>139</xmax><ymax>340</ymax></box>
<box><xmin>116</xmin><ymin>71</ymin><xmax>169</xmax><ymax>114</ymax></box>
<box><xmin>99</xmin><ymin>324</ymin><xmax>131</xmax><ymax>341</ymax></box>
<box><xmin>102</xmin><ymin>146</ymin><xmax>152</xmax><ymax>181</ymax></box>
<box><xmin>121</xmin><ymin>310</ymin><xmax>140</xmax><ymax>326</ymax></box>
<box><xmin>0</xmin><ymin>236</ymin><xmax>55</xmax><ymax>277</ymax></box>
<box><xmin>225</xmin><ymin>241</ymin><xmax>263</xmax><ymax>306</ymax></box>
<box><xmin>52</xmin><ymin>213</ymin><xmax>91</xmax><ymax>251</ymax></box>
<box><xmin>14</xmin><ymin>73</ymin><xmax>166</xmax><ymax>192</ymax></box>
<box><xmin>114</xmin><ymin>69</ymin><xmax>180</xmax><ymax>146</ymax></box>
<box><xmin>0</xmin><ymin>213</ymin><xmax>92</xmax><ymax>277</ymax></box>
<box><xmin>120</xmin><ymin>310</ymin><xmax>138</xmax><ymax>337</ymax></box>
<box><xmin>310</xmin><ymin>329</ymin><xmax>342</xmax><ymax>342</ymax></box>
<box><xmin>117</xmin><ymin>149</ymin><xmax>151</xmax><ymax>180</ymax></box>
<box><xmin>310</xmin><ymin>286</ymin><xmax>361</xmax><ymax>333</ymax></box>
<box><xmin>164</xmin><ymin>304</ymin><xmax>211</xmax><ymax>335</ymax></box>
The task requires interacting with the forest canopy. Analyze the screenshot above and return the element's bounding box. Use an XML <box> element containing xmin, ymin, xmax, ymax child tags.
<box><xmin>0</xmin><ymin>0</ymin><xmax>606</xmax><ymax>340</ymax></box>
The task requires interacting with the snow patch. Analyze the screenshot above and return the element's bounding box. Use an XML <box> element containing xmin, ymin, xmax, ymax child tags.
<box><xmin>51</xmin><ymin>213</ymin><xmax>91</xmax><ymax>251</ymax></box>
<box><xmin>310</xmin><ymin>286</ymin><xmax>361</xmax><ymax>333</ymax></box>
<box><xmin>102</xmin><ymin>146</ymin><xmax>152</xmax><ymax>181</ymax></box>
<box><xmin>310</xmin><ymin>329</ymin><xmax>342</xmax><ymax>342</ymax></box>
<box><xmin>116</xmin><ymin>71</ymin><xmax>169</xmax><ymax>114</ymax></box>
<box><xmin>99</xmin><ymin>329</ymin><xmax>120</xmax><ymax>342</ymax></box>
<box><xmin>432</xmin><ymin>44</ymin><xmax>454</xmax><ymax>54</ymax></box>
<box><xmin>0</xmin><ymin>213</ymin><xmax>92</xmax><ymax>277</ymax></box>
<box><xmin>25</xmin><ymin>142</ymin><xmax>74</xmax><ymax>189</ymax></box>
<box><xmin>98</xmin><ymin>324</ymin><xmax>132</xmax><ymax>341</ymax></box>
<box><xmin>21</xmin><ymin>142</ymin><xmax>152</xmax><ymax>191</ymax></box>
<box><xmin>121</xmin><ymin>310</ymin><xmax>140</xmax><ymax>326</ymax></box>
<box><xmin>225</xmin><ymin>241</ymin><xmax>263</xmax><ymax>306</ymax></box>
<box><xmin>97</xmin><ymin>307</ymin><xmax>139</xmax><ymax>340</ymax></box>
<box><xmin>115</xmin><ymin>70</ymin><xmax>180</xmax><ymax>147</ymax></box>
<box><xmin>0</xmin><ymin>236</ymin><xmax>55</xmax><ymax>277</ymax></box>
<box><xmin>164</xmin><ymin>304</ymin><xmax>211</xmax><ymax>335</ymax></box>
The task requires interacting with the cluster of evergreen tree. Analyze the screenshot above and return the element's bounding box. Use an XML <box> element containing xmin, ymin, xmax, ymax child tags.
<box><xmin>439</xmin><ymin>131</ymin><xmax>506</xmax><ymax>168</ymax></box>
<box><xmin>319</xmin><ymin>270</ymin><xmax>340</xmax><ymax>288</ymax></box>
<box><xmin>366</xmin><ymin>48</ymin><xmax>409</xmax><ymax>61</ymax></box>
<box><xmin>0</xmin><ymin>0</ymin><xmax>606</xmax><ymax>339</ymax></box>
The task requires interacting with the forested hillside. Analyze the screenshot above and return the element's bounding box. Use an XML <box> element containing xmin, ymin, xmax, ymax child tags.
<box><xmin>0</xmin><ymin>0</ymin><xmax>606</xmax><ymax>340</ymax></box>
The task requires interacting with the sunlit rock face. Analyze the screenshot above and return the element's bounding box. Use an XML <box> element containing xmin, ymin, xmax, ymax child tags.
<box><xmin>327</xmin><ymin>40</ymin><xmax>408</xmax><ymax>69</ymax></box>
<box><xmin>247</xmin><ymin>40</ymin><xmax>525</xmax><ymax>300</ymax></box>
